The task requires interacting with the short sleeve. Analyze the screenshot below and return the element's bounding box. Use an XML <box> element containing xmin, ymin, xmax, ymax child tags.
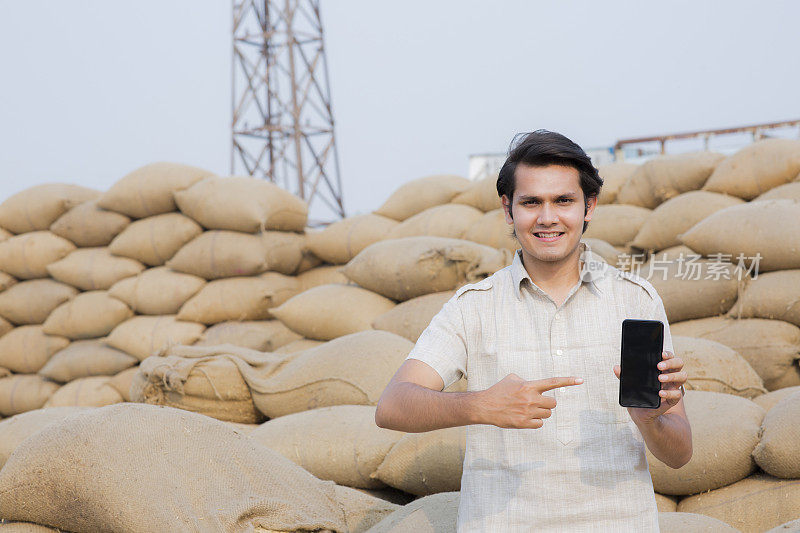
<box><xmin>405</xmin><ymin>296</ymin><xmax>468</xmax><ymax>390</ymax></box>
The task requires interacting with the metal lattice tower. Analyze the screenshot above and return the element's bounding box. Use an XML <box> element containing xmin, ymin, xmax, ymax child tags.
<box><xmin>232</xmin><ymin>0</ymin><xmax>345</xmax><ymax>223</ymax></box>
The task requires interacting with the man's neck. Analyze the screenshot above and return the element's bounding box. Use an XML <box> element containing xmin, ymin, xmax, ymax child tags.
<box><xmin>520</xmin><ymin>247</ymin><xmax>583</xmax><ymax>295</ymax></box>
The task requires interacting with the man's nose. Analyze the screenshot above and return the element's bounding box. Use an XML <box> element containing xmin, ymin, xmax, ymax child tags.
<box><xmin>537</xmin><ymin>202</ymin><xmax>558</xmax><ymax>225</ymax></box>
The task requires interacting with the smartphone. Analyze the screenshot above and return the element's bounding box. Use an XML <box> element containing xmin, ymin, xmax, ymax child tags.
<box><xmin>619</xmin><ymin>319</ymin><xmax>664</xmax><ymax>409</ymax></box>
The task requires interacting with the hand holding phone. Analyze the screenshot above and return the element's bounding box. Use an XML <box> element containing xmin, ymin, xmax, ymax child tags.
<box><xmin>619</xmin><ymin>319</ymin><xmax>663</xmax><ymax>409</ymax></box>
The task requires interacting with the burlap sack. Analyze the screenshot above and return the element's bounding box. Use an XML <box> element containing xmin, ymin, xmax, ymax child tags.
<box><xmin>272</xmin><ymin>284</ymin><xmax>396</xmax><ymax>341</ymax></box>
<box><xmin>42</xmin><ymin>290</ymin><xmax>133</xmax><ymax>339</ymax></box>
<box><xmin>0</xmin><ymin>316</ymin><xmax>12</xmax><ymax>338</ymax></box>
<box><xmin>642</xmin><ymin>244</ymin><xmax>699</xmax><ymax>263</ymax></box>
<box><xmin>373</xmin><ymin>291</ymin><xmax>454</xmax><ymax>342</ymax></box>
<box><xmin>305</xmin><ymin>214</ymin><xmax>396</xmax><ymax>265</ymax></box>
<box><xmin>273</xmin><ymin>338</ymin><xmax>324</xmax><ymax>354</ymax></box>
<box><xmin>639</xmin><ymin>259</ymin><xmax>743</xmax><ymax>323</ymax></box>
<box><xmin>0</xmin><ymin>403</ymin><xmax>385</xmax><ymax>532</ymax></box>
<box><xmin>38</xmin><ymin>339</ymin><xmax>137</xmax><ymax>383</ymax></box>
<box><xmin>597</xmin><ymin>162</ymin><xmax>638</xmax><ymax>204</ymax></box>
<box><xmin>43</xmin><ymin>376</ymin><xmax>123</xmax><ymax>408</ymax></box>
<box><xmin>167</xmin><ymin>230</ymin><xmax>306</xmax><ymax>278</ymax></box>
<box><xmin>46</xmin><ymin>247</ymin><xmax>144</xmax><ymax>290</ymax></box>
<box><xmin>177</xmin><ymin>274</ymin><xmax>301</xmax><ymax>324</ymax></box>
<box><xmin>451</xmin><ymin>174</ymin><xmax>502</xmax><ymax>212</ymax></box>
<box><xmin>0</xmin><ymin>375</ymin><xmax>60</xmax><ymax>416</ymax></box>
<box><xmin>0</xmin><ymin>271</ymin><xmax>16</xmax><ymax>293</ymax></box>
<box><xmin>646</xmin><ymin>390</ymin><xmax>764</xmax><ymax>496</ymax></box>
<box><xmin>677</xmin><ymin>473</ymin><xmax>800</xmax><ymax>532</ymax></box>
<box><xmin>371</xmin><ymin>426</ymin><xmax>466</xmax><ymax>496</ymax></box>
<box><xmin>375</xmin><ymin>175</ymin><xmax>472</xmax><ymax>221</ymax></box>
<box><xmin>753</xmin><ymin>385</ymin><xmax>800</xmax><ymax>412</ymax></box>
<box><xmin>108</xmin><ymin>266</ymin><xmax>206</xmax><ymax>315</ymax></box>
<box><xmin>581</xmin><ymin>238</ymin><xmax>624</xmax><ymax>269</ymax></box>
<box><xmin>671</xmin><ymin>317</ymin><xmax>800</xmax><ymax>390</ymax></box>
<box><xmin>366</xmin><ymin>491</ymin><xmax>460</xmax><ymax>533</ymax></box>
<box><xmin>654</xmin><ymin>493</ymin><xmax>677</xmax><ymax>513</ymax></box>
<box><xmin>0</xmin><ymin>523</ymin><xmax>61</xmax><ymax>532</ymax></box>
<box><xmin>752</xmin><ymin>391</ymin><xmax>800</xmax><ymax>478</ymax></box>
<box><xmin>0</xmin><ymin>231</ymin><xmax>75</xmax><ymax>279</ymax></box>
<box><xmin>252</xmin><ymin>330</ymin><xmax>413</xmax><ymax>417</ymax></box>
<box><xmin>106</xmin><ymin>315</ymin><xmax>205</xmax><ymax>361</ymax></box>
<box><xmin>727</xmin><ymin>270</ymin><xmax>800</xmax><ymax>327</ymax></box>
<box><xmin>702</xmin><ymin>138</ymin><xmax>800</xmax><ymax>199</ymax></box>
<box><xmin>97</xmin><ymin>162</ymin><xmax>214</xmax><ymax>218</ymax></box>
<box><xmin>195</xmin><ymin>320</ymin><xmax>301</xmax><ymax>351</ymax></box>
<box><xmin>657</xmin><ymin>512</ymin><xmax>738</xmax><ymax>532</ymax></box>
<box><xmin>342</xmin><ymin>237</ymin><xmax>512</xmax><ymax>301</ymax></box>
<box><xmin>0</xmin><ymin>184</ymin><xmax>99</xmax><ymax>234</ymax></box>
<box><xmin>582</xmin><ymin>205</ymin><xmax>652</xmax><ymax>246</ymax></box>
<box><xmin>461</xmin><ymin>209</ymin><xmax>518</xmax><ymax>251</ymax></box>
<box><xmin>766</xmin><ymin>518</ymin><xmax>800</xmax><ymax>533</ymax></box>
<box><xmin>631</xmin><ymin>191</ymin><xmax>744</xmax><ymax>252</ymax></box>
<box><xmin>295</xmin><ymin>243</ymin><xmax>322</xmax><ymax>274</ymax></box>
<box><xmin>754</xmin><ymin>181</ymin><xmax>800</xmax><ymax>202</ymax></box>
<box><xmin>49</xmin><ymin>199</ymin><xmax>131</xmax><ymax>247</ymax></box>
<box><xmin>0</xmin><ymin>226</ymin><xmax>11</xmax><ymax>241</ymax></box>
<box><xmin>388</xmin><ymin>204</ymin><xmax>484</xmax><ymax>240</ymax></box>
<box><xmin>0</xmin><ymin>279</ymin><xmax>77</xmax><ymax>325</ymax></box>
<box><xmin>0</xmin><ymin>326</ymin><xmax>69</xmax><ymax>374</ymax></box>
<box><xmin>108</xmin><ymin>212</ymin><xmax>202</xmax><ymax>266</ymax></box>
<box><xmin>673</xmin><ymin>336</ymin><xmax>765</xmax><ymax>398</ymax></box>
<box><xmin>681</xmin><ymin>199</ymin><xmax>800</xmax><ymax>272</ymax></box>
<box><xmin>249</xmin><ymin>405</ymin><xmax>405</xmax><ymax>489</ymax></box>
<box><xmin>0</xmin><ymin>406</ymin><xmax>89</xmax><ymax>468</ymax></box>
<box><xmin>297</xmin><ymin>264</ymin><xmax>350</xmax><ymax>291</ymax></box>
<box><xmin>107</xmin><ymin>365</ymin><xmax>139</xmax><ymax>402</ymax></box>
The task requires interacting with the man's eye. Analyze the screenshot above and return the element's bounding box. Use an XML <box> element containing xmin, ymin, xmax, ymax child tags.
<box><xmin>559</xmin><ymin>199</ymin><xmax>573</xmax><ymax>203</ymax></box>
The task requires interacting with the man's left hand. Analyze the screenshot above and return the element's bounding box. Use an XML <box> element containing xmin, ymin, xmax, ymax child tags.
<box><xmin>612</xmin><ymin>351</ymin><xmax>687</xmax><ymax>425</ymax></box>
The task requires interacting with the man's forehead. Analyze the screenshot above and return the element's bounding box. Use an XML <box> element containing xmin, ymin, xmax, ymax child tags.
<box><xmin>513</xmin><ymin>164</ymin><xmax>582</xmax><ymax>198</ymax></box>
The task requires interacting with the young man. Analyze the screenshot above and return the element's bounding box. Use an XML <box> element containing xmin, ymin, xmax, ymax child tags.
<box><xmin>375</xmin><ymin>130</ymin><xmax>692</xmax><ymax>532</ymax></box>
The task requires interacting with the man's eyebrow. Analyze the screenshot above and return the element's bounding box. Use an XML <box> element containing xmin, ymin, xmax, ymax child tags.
<box><xmin>517</xmin><ymin>193</ymin><xmax>578</xmax><ymax>201</ymax></box>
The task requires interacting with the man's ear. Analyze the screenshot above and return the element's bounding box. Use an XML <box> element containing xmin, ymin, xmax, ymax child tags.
<box><xmin>584</xmin><ymin>194</ymin><xmax>598</xmax><ymax>222</ymax></box>
<box><xmin>501</xmin><ymin>195</ymin><xmax>513</xmax><ymax>224</ymax></box>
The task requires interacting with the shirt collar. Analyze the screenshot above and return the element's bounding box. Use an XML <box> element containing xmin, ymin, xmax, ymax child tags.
<box><xmin>510</xmin><ymin>240</ymin><xmax>607</xmax><ymax>299</ymax></box>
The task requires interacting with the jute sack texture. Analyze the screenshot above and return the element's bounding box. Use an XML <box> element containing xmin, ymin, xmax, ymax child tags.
<box><xmin>374</xmin><ymin>175</ymin><xmax>471</xmax><ymax>221</ymax></box>
<box><xmin>177</xmin><ymin>274</ymin><xmax>300</xmax><ymax>324</ymax></box>
<box><xmin>681</xmin><ymin>199</ymin><xmax>800</xmax><ymax>272</ymax></box>
<box><xmin>273</xmin><ymin>338</ymin><xmax>323</xmax><ymax>354</ymax></box>
<box><xmin>582</xmin><ymin>205</ymin><xmax>652</xmax><ymax>246</ymax></box>
<box><xmin>646</xmin><ymin>390</ymin><xmax>764</xmax><ymax>496</ymax></box>
<box><xmin>727</xmin><ymin>270</ymin><xmax>800</xmax><ymax>328</ymax></box>
<box><xmin>0</xmin><ymin>406</ymin><xmax>89</xmax><ymax>469</ymax></box>
<box><xmin>0</xmin><ymin>375</ymin><xmax>60</xmax><ymax>416</ymax></box>
<box><xmin>371</xmin><ymin>426</ymin><xmax>466</xmax><ymax>496</ymax></box>
<box><xmin>0</xmin><ymin>316</ymin><xmax>13</xmax><ymax>338</ymax></box>
<box><xmin>249</xmin><ymin>405</ymin><xmax>405</xmax><ymax>489</ymax></box>
<box><xmin>630</xmin><ymin>191</ymin><xmax>744</xmax><ymax>252</ymax></box>
<box><xmin>0</xmin><ymin>231</ymin><xmax>75</xmax><ymax>279</ymax></box>
<box><xmin>97</xmin><ymin>162</ymin><xmax>213</xmax><ymax>218</ymax></box>
<box><xmin>37</xmin><ymin>339</ymin><xmax>137</xmax><ymax>383</ymax></box>
<box><xmin>108</xmin><ymin>212</ymin><xmax>202</xmax><ymax>266</ymax></box>
<box><xmin>461</xmin><ymin>209</ymin><xmax>518</xmax><ymax>251</ymax></box>
<box><xmin>49</xmin><ymin>199</ymin><xmax>130</xmax><ymax>247</ymax></box>
<box><xmin>306</xmin><ymin>213</ymin><xmax>398</xmax><ymax>265</ymax></box>
<box><xmin>596</xmin><ymin>162</ymin><xmax>638</xmax><ymax>204</ymax></box>
<box><xmin>672</xmin><ymin>336</ymin><xmax>765</xmax><ymax>398</ymax></box>
<box><xmin>0</xmin><ymin>184</ymin><xmax>99</xmax><ymax>234</ymax></box>
<box><xmin>657</xmin><ymin>512</ymin><xmax>739</xmax><ymax>533</ymax></box>
<box><xmin>451</xmin><ymin>174</ymin><xmax>502</xmax><ymax>212</ymax></box>
<box><xmin>670</xmin><ymin>317</ymin><xmax>800</xmax><ymax>391</ymax></box>
<box><xmin>677</xmin><ymin>473</ymin><xmax>800</xmax><ymax>532</ymax></box>
<box><xmin>195</xmin><ymin>320</ymin><xmax>301</xmax><ymax>351</ymax></box>
<box><xmin>753</xmin><ymin>385</ymin><xmax>800</xmax><ymax>412</ymax></box>
<box><xmin>0</xmin><ymin>226</ymin><xmax>11</xmax><ymax>241</ymax></box>
<box><xmin>765</xmin><ymin>518</ymin><xmax>800</xmax><ymax>533</ymax></box>
<box><xmin>752</xmin><ymin>391</ymin><xmax>800</xmax><ymax>478</ymax></box>
<box><xmin>616</xmin><ymin>151</ymin><xmax>724</xmax><ymax>208</ymax></box>
<box><xmin>366</xmin><ymin>491</ymin><xmax>460</xmax><ymax>533</ymax></box>
<box><xmin>46</xmin><ymin>247</ymin><xmax>144</xmax><ymax>290</ymax></box>
<box><xmin>105</xmin><ymin>315</ymin><xmax>205</xmax><ymax>361</ymax></box>
<box><xmin>372</xmin><ymin>291</ymin><xmax>454</xmax><ymax>342</ymax></box>
<box><xmin>342</xmin><ymin>236</ymin><xmax>511</xmax><ymax>302</ymax></box>
<box><xmin>387</xmin><ymin>204</ymin><xmax>483</xmax><ymax>240</ymax></box>
<box><xmin>702</xmin><ymin>138</ymin><xmax>800</xmax><ymax>199</ymax></box>
<box><xmin>43</xmin><ymin>376</ymin><xmax>123</xmax><ymax>408</ymax></box>
<box><xmin>271</xmin><ymin>283</ymin><xmax>395</xmax><ymax>341</ymax></box>
<box><xmin>174</xmin><ymin>176</ymin><xmax>308</xmax><ymax>233</ymax></box>
<box><xmin>107</xmin><ymin>366</ymin><xmax>139</xmax><ymax>402</ymax></box>
<box><xmin>0</xmin><ymin>326</ymin><xmax>69</xmax><ymax>374</ymax></box>
<box><xmin>0</xmin><ymin>403</ymin><xmax>393</xmax><ymax>532</ymax></box>
<box><xmin>753</xmin><ymin>181</ymin><xmax>800</xmax><ymax>202</ymax></box>
<box><xmin>297</xmin><ymin>264</ymin><xmax>350</xmax><ymax>291</ymax></box>
<box><xmin>108</xmin><ymin>266</ymin><xmax>206</xmax><ymax>315</ymax></box>
<box><xmin>654</xmin><ymin>493</ymin><xmax>677</xmax><ymax>512</ymax></box>
<box><xmin>0</xmin><ymin>279</ymin><xmax>77</xmax><ymax>325</ymax></box>
<box><xmin>42</xmin><ymin>290</ymin><xmax>133</xmax><ymax>339</ymax></box>
<box><xmin>0</xmin><ymin>271</ymin><xmax>16</xmax><ymax>292</ymax></box>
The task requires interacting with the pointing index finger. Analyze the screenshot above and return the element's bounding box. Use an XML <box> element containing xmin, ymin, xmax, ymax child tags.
<box><xmin>531</xmin><ymin>376</ymin><xmax>584</xmax><ymax>392</ymax></box>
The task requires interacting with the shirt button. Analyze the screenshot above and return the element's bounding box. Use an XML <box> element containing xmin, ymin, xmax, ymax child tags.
<box><xmin>556</xmin><ymin>349</ymin><xmax>563</xmax><ymax>356</ymax></box>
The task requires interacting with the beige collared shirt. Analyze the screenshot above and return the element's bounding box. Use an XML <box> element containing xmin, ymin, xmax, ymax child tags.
<box><xmin>406</xmin><ymin>241</ymin><xmax>673</xmax><ymax>532</ymax></box>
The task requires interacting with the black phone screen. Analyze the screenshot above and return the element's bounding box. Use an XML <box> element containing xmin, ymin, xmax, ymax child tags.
<box><xmin>619</xmin><ymin>319</ymin><xmax>664</xmax><ymax>409</ymax></box>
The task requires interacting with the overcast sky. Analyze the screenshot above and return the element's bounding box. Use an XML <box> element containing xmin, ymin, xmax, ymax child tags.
<box><xmin>1</xmin><ymin>1</ymin><xmax>798</xmax><ymax>219</ymax></box>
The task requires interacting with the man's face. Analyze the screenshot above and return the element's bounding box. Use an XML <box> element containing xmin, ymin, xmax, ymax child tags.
<box><xmin>501</xmin><ymin>163</ymin><xmax>597</xmax><ymax>266</ymax></box>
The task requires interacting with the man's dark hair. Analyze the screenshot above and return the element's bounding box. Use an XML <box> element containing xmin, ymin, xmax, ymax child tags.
<box><xmin>496</xmin><ymin>129</ymin><xmax>603</xmax><ymax>233</ymax></box>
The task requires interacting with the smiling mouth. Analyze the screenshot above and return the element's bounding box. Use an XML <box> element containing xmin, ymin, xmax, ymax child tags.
<box><xmin>534</xmin><ymin>232</ymin><xmax>564</xmax><ymax>239</ymax></box>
